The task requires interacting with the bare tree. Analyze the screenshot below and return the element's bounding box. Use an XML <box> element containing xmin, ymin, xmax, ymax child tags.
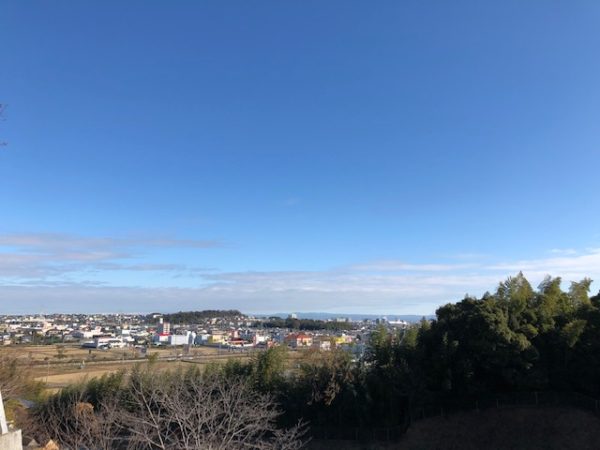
<box><xmin>0</xmin><ymin>355</ymin><xmax>33</xmax><ymax>400</ymax></box>
<box><xmin>30</xmin><ymin>368</ymin><xmax>307</xmax><ymax>450</ymax></box>
<box><xmin>28</xmin><ymin>386</ymin><xmax>123</xmax><ymax>450</ymax></box>
<box><xmin>122</xmin><ymin>369</ymin><xmax>307</xmax><ymax>450</ymax></box>
<box><xmin>0</xmin><ymin>356</ymin><xmax>21</xmax><ymax>400</ymax></box>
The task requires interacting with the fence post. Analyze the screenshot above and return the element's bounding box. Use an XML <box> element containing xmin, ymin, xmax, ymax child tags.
<box><xmin>476</xmin><ymin>400</ymin><xmax>479</xmax><ymax>412</ymax></box>
<box><xmin>535</xmin><ymin>391</ymin><xmax>538</xmax><ymax>406</ymax></box>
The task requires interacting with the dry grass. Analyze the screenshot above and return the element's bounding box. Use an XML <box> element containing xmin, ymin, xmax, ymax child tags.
<box><xmin>1</xmin><ymin>343</ymin><xmax>221</xmax><ymax>363</ymax></box>
<box><xmin>1</xmin><ymin>344</ymin><xmax>251</xmax><ymax>391</ymax></box>
<box><xmin>3</xmin><ymin>344</ymin><xmax>310</xmax><ymax>391</ymax></box>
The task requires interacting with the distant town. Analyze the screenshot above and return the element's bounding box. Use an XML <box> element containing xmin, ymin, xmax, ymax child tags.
<box><xmin>0</xmin><ymin>310</ymin><xmax>415</xmax><ymax>358</ymax></box>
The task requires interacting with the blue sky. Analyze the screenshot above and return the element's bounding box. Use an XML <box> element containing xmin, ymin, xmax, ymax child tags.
<box><xmin>1</xmin><ymin>1</ymin><xmax>600</xmax><ymax>314</ymax></box>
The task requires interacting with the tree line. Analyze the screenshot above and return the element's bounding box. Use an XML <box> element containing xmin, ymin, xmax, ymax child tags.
<box><xmin>158</xmin><ymin>310</ymin><xmax>243</xmax><ymax>324</ymax></box>
<box><xmin>254</xmin><ymin>317</ymin><xmax>355</xmax><ymax>331</ymax></box>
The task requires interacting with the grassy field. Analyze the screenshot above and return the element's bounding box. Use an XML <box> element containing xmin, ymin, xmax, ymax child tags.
<box><xmin>2</xmin><ymin>343</ymin><xmax>305</xmax><ymax>391</ymax></box>
<box><xmin>1</xmin><ymin>342</ymin><xmax>222</xmax><ymax>363</ymax></box>
<box><xmin>1</xmin><ymin>344</ymin><xmax>256</xmax><ymax>390</ymax></box>
<box><xmin>37</xmin><ymin>361</ymin><xmax>218</xmax><ymax>391</ymax></box>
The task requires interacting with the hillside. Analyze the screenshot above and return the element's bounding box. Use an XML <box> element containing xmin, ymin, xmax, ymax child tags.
<box><xmin>308</xmin><ymin>407</ymin><xmax>600</xmax><ymax>450</ymax></box>
<box><xmin>400</xmin><ymin>406</ymin><xmax>600</xmax><ymax>449</ymax></box>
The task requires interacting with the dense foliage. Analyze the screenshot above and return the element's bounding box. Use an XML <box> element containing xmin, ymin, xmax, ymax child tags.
<box><xmin>269</xmin><ymin>273</ymin><xmax>600</xmax><ymax>432</ymax></box>
<box><xmin>401</xmin><ymin>273</ymin><xmax>600</xmax><ymax>400</ymax></box>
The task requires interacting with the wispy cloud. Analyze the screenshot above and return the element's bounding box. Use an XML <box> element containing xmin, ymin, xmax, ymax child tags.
<box><xmin>0</xmin><ymin>232</ymin><xmax>221</xmax><ymax>280</ymax></box>
<box><xmin>488</xmin><ymin>249</ymin><xmax>600</xmax><ymax>281</ymax></box>
<box><xmin>1</xmin><ymin>232</ymin><xmax>599</xmax><ymax>314</ymax></box>
<box><xmin>449</xmin><ymin>253</ymin><xmax>489</xmax><ymax>260</ymax></box>
<box><xmin>348</xmin><ymin>260</ymin><xmax>478</xmax><ymax>272</ymax></box>
<box><xmin>549</xmin><ymin>248</ymin><xmax>578</xmax><ymax>256</ymax></box>
<box><xmin>0</xmin><ymin>233</ymin><xmax>222</xmax><ymax>251</ymax></box>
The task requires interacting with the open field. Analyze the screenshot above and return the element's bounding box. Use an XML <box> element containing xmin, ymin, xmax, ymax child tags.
<box><xmin>35</xmin><ymin>361</ymin><xmax>217</xmax><ymax>391</ymax></box>
<box><xmin>1</xmin><ymin>343</ymin><xmax>223</xmax><ymax>363</ymax></box>
<box><xmin>1</xmin><ymin>344</ymin><xmax>250</xmax><ymax>390</ymax></box>
<box><xmin>2</xmin><ymin>344</ymin><xmax>306</xmax><ymax>391</ymax></box>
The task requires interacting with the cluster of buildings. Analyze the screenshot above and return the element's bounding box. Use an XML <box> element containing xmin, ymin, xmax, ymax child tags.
<box><xmin>150</xmin><ymin>322</ymin><xmax>359</xmax><ymax>351</ymax></box>
<box><xmin>0</xmin><ymin>312</ymin><xmax>411</xmax><ymax>357</ymax></box>
<box><xmin>0</xmin><ymin>313</ymin><xmax>149</xmax><ymax>348</ymax></box>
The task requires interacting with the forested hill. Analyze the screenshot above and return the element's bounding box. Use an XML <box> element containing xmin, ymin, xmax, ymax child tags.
<box><xmin>255</xmin><ymin>317</ymin><xmax>355</xmax><ymax>331</ymax></box>
<box><xmin>160</xmin><ymin>310</ymin><xmax>243</xmax><ymax>323</ymax></box>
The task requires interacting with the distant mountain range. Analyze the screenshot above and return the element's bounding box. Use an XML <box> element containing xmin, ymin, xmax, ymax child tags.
<box><xmin>259</xmin><ymin>312</ymin><xmax>434</xmax><ymax>323</ymax></box>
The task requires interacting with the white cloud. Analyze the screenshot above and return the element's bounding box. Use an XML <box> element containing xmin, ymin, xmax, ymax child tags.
<box><xmin>0</xmin><ymin>232</ymin><xmax>221</xmax><ymax>279</ymax></box>
<box><xmin>348</xmin><ymin>260</ymin><xmax>478</xmax><ymax>272</ymax></box>
<box><xmin>1</xmin><ymin>231</ymin><xmax>599</xmax><ymax>314</ymax></box>
<box><xmin>549</xmin><ymin>248</ymin><xmax>578</xmax><ymax>255</ymax></box>
<box><xmin>488</xmin><ymin>249</ymin><xmax>600</xmax><ymax>282</ymax></box>
<box><xmin>0</xmin><ymin>232</ymin><xmax>222</xmax><ymax>251</ymax></box>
